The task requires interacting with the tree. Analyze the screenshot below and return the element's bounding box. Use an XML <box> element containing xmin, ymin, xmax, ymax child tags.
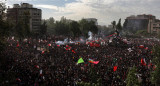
<box><xmin>40</xmin><ymin>21</ymin><xmax>47</xmax><ymax>36</ymax></box>
<box><xmin>69</xmin><ymin>21</ymin><xmax>81</xmax><ymax>37</ymax></box>
<box><xmin>79</xmin><ymin>19</ymin><xmax>89</xmax><ymax>37</ymax></box>
<box><xmin>23</xmin><ymin>11</ymin><xmax>31</xmax><ymax>37</ymax></box>
<box><xmin>111</xmin><ymin>21</ymin><xmax>116</xmax><ymax>30</ymax></box>
<box><xmin>135</xmin><ymin>30</ymin><xmax>149</xmax><ymax>37</ymax></box>
<box><xmin>0</xmin><ymin>1</ymin><xmax>6</xmax><ymax>18</ymax></box>
<box><xmin>89</xmin><ymin>20</ymin><xmax>98</xmax><ymax>34</ymax></box>
<box><xmin>152</xmin><ymin>45</ymin><xmax>160</xmax><ymax>64</ymax></box>
<box><xmin>151</xmin><ymin>62</ymin><xmax>160</xmax><ymax>86</ymax></box>
<box><xmin>48</xmin><ymin>17</ymin><xmax>55</xmax><ymax>25</ymax></box>
<box><xmin>0</xmin><ymin>1</ymin><xmax>11</xmax><ymax>51</ymax></box>
<box><xmin>79</xmin><ymin>19</ymin><xmax>98</xmax><ymax>38</ymax></box>
<box><xmin>126</xmin><ymin>66</ymin><xmax>139</xmax><ymax>86</ymax></box>
<box><xmin>151</xmin><ymin>45</ymin><xmax>160</xmax><ymax>86</ymax></box>
<box><xmin>15</xmin><ymin>21</ymin><xmax>25</xmax><ymax>39</ymax></box>
<box><xmin>116</xmin><ymin>18</ymin><xmax>122</xmax><ymax>31</ymax></box>
<box><xmin>46</xmin><ymin>17</ymin><xmax>55</xmax><ymax>34</ymax></box>
<box><xmin>54</xmin><ymin>21</ymin><xmax>70</xmax><ymax>36</ymax></box>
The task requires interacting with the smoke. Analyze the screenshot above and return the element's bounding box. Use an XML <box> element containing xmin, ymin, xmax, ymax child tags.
<box><xmin>88</xmin><ymin>31</ymin><xmax>93</xmax><ymax>40</ymax></box>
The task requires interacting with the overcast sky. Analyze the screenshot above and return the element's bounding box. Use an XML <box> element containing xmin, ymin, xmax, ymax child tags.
<box><xmin>5</xmin><ymin>0</ymin><xmax>160</xmax><ymax>26</ymax></box>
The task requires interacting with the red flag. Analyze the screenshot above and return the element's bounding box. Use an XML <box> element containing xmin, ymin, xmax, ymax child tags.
<box><xmin>141</xmin><ymin>58</ymin><xmax>146</xmax><ymax>66</ymax></box>
<box><xmin>48</xmin><ymin>43</ymin><xmax>51</xmax><ymax>46</ymax></box>
<box><xmin>35</xmin><ymin>65</ymin><xmax>39</xmax><ymax>69</ymax></box>
<box><xmin>72</xmin><ymin>50</ymin><xmax>76</xmax><ymax>53</ymax></box>
<box><xmin>65</xmin><ymin>45</ymin><xmax>71</xmax><ymax>50</ymax></box>
<box><xmin>42</xmin><ymin>51</ymin><xmax>45</xmax><ymax>54</ymax></box>
<box><xmin>95</xmin><ymin>44</ymin><xmax>100</xmax><ymax>47</ymax></box>
<box><xmin>145</xmin><ymin>47</ymin><xmax>148</xmax><ymax>50</ymax></box>
<box><xmin>92</xmin><ymin>61</ymin><xmax>99</xmax><ymax>64</ymax></box>
<box><xmin>113</xmin><ymin>66</ymin><xmax>118</xmax><ymax>72</ymax></box>
<box><xmin>139</xmin><ymin>45</ymin><xmax>144</xmax><ymax>48</ymax></box>
<box><xmin>17</xmin><ymin>43</ymin><xmax>19</xmax><ymax>47</ymax></box>
<box><xmin>16</xmin><ymin>78</ymin><xmax>21</xmax><ymax>82</ymax></box>
<box><xmin>57</xmin><ymin>45</ymin><xmax>60</xmax><ymax>47</ymax></box>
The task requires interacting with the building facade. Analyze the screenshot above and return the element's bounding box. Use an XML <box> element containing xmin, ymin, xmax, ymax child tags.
<box><xmin>124</xmin><ymin>14</ymin><xmax>160</xmax><ymax>34</ymax></box>
<box><xmin>6</xmin><ymin>3</ymin><xmax>41</xmax><ymax>32</ymax></box>
<box><xmin>149</xmin><ymin>19</ymin><xmax>160</xmax><ymax>34</ymax></box>
<box><xmin>123</xmin><ymin>14</ymin><xmax>155</xmax><ymax>33</ymax></box>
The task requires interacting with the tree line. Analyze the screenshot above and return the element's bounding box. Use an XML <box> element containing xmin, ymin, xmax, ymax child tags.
<box><xmin>44</xmin><ymin>17</ymin><xmax>98</xmax><ymax>38</ymax></box>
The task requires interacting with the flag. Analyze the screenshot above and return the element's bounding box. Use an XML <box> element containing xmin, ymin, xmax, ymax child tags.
<box><xmin>92</xmin><ymin>61</ymin><xmax>99</xmax><ymax>64</ymax></box>
<box><xmin>139</xmin><ymin>45</ymin><xmax>144</xmax><ymax>48</ymax></box>
<box><xmin>17</xmin><ymin>43</ymin><xmax>19</xmax><ymax>47</ymax></box>
<box><xmin>141</xmin><ymin>58</ymin><xmax>146</xmax><ymax>66</ymax></box>
<box><xmin>65</xmin><ymin>45</ymin><xmax>71</xmax><ymax>50</ymax></box>
<box><xmin>106</xmin><ymin>33</ymin><xmax>116</xmax><ymax>37</ymax></box>
<box><xmin>16</xmin><ymin>78</ymin><xmax>21</xmax><ymax>82</ymax></box>
<box><xmin>48</xmin><ymin>43</ymin><xmax>51</xmax><ymax>46</ymax></box>
<box><xmin>89</xmin><ymin>58</ymin><xmax>99</xmax><ymax>64</ymax></box>
<box><xmin>57</xmin><ymin>45</ymin><xmax>60</xmax><ymax>47</ymax></box>
<box><xmin>35</xmin><ymin>65</ymin><xmax>39</xmax><ymax>69</ymax></box>
<box><xmin>72</xmin><ymin>50</ymin><xmax>76</xmax><ymax>53</ymax></box>
<box><xmin>113</xmin><ymin>66</ymin><xmax>118</xmax><ymax>72</ymax></box>
<box><xmin>77</xmin><ymin>58</ymin><xmax>84</xmax><ymax>64</ymax></box>
<box><xmin>145</xmin><ymin>47</ymin><xmax>148</xmax><ymax>50</ymax></box>
<box><xmin>89</xmin><ymin>43</ymin><xmax>100</xmax><ymax>47</ymax></box>
<box><xmin>42</xmin><ymin>51</ymin><xmax>45</xmax><ymax>54</ymax></box>
<box><xmin>89</xmin><ymin>58</ymin><xmax>94</xmax><ymax>63</ymax></box>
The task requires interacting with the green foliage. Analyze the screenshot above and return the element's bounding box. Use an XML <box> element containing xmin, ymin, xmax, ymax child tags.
<box><xmin>151</xmin><ymin>45</ymin><xmax>160</xmax><ymax>86</ymax></box>
<box><xmin>111</xmin><ymin>21</ymin><xmax>116</xmax><ymax>29</ymax></box>
<box><xmin>126</xmin><ymin>66</ymin><xmax>139</xmax><ymax>86</ymax></box>
<box><xmin>23</xmin><ymin>11</ymin><xmax>31</xmax><ymax>37</ymax></box>
<box><xmin>43</xmin><ymin>17</ymin><xmax>98</xmax><ymax>38</ymax></box>
<box><xmin>135</xmin><ymin>30</ymin><xmax>149</xmax><ymax>36</ymax></box>
<box><xmin>79</xmin><ymin>19</ymin><xmax>98</xmax><ymax>37</ymax></box>
<box><xmin>40</xmin><ymin>21</ymin><xmax>47</xmax><ymax>36</ymax></box>
<box><xmin>0</xmin><ymin>3</ymin><xmax>11</xmax><ymax>51</ymax></box>
<box><xmin>151</xmin><ymin>63</ymin><xmax>160</xmax><ymax>86</ymax></box>
<box><xmin>46</xmin><ymin>17</ymin><xmax>55</xmax><ymax>34</ymax></box>
<box><xmin>15</xmin><ymin>21</ymin><xmax>25</xmax><ymax>39</ymax></box>
<box><xmin>12</xmin><ymin>10</ymin><xmax>31</xmax><ymax>39</ymax></box>
<box><xmin>69</xmin><ymin>21</ymin><xmax>81</xmax><ymax>37</ymax></box>
<box><xmin>116</xmin><ymin>18</ymin><xmax>122</xmax><ymax>31</ymax></box>
<box><xmin>0</xmin><ymin>2</ymin><xmax>6</xmax><ymax>15</ymax></box>
<box><xmin>54</xmin><ymin>20</ymin><xmax>70</xmax><ymax>36</ymax></box>
<box><xmin>79</xmin><ymin>19</ymin><xmax>89</xmax><ymax>37</ymax></box>
<box><xmin>152</xmin><ymin>45</ymin><xmax>160</xmax><ymax>64</ymax></box>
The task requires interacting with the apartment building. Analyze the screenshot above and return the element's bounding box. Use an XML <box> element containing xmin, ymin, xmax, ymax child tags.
<box><xmin>6</xmin><ymin>3</ymin><xmax>41</xmax><ymax>31</ymax></box>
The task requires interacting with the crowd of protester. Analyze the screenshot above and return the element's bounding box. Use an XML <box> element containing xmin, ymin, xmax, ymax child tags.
<box><xmin>0</xmin><ymin>36</ymin><xmax>160</xmax><ymax>86</ymax></box>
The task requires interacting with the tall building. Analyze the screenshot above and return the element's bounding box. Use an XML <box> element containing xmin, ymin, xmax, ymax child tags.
<box><xmin>123</xmin><ymin>14</ymin><xmax>156</xmax><ymax>33</ymax></box>
<box><xmin>149</xmin><ymin>19</ymin><xmax>160</xmax><ymax>34</ymax></box>
<box><xmin>6</xmin><ymin>3</ymin><xmax>41</xmax><ymax>32</ymax></box>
